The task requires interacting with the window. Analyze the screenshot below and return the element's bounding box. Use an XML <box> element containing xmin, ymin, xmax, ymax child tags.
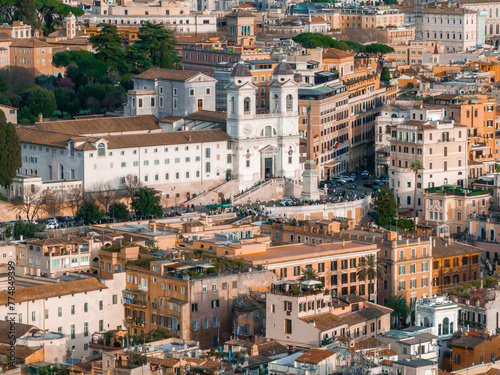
<box><xmin>205</xmin><ymin>162</ymin><xmax>211</xmax><ymax>173</ymax></box>
<box><xmin>71</xmin><ymin>324</ymin><xmax>75</xmax><ymax>339</ymax></box>
<box><xmin>84</xmin><ymin>303</ymin><xmax>88</xmax><ymax>312</ymax></box>
<box><xmin>84</xmin><ymin>322</ymin><xmax>89</xmax><ymax>337</ymax></box>
<box><xmin>97</xmin><ymin>143</ymin><xmax>105</xmax><ymax>157</ymax></box>
<box><xmin>113</xmin><ymin>295</ymin><xmax>118</xmax><ymax>304</ymax></box>
<box><xmin>284</xmin><ymin>319</ymin><xmax>292</xmax><ymax>334</ymax></box>
<box><xmin>211</xmin><ymin>300</ymin><xmax>219</xmax><ymax>308</ymax></box>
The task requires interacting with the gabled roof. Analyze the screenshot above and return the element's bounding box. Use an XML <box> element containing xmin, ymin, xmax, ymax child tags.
<box><xmin>134</xmin><ymin>67</ymin><xmax>205</xmax><ymax>81</ymax></box>
<box><xmin>226</xmin><ymin>9</ymin><xmax>255</xmax><ymax>18</ymax></box>
<box><xmin>0</xmin><ymin>278</ymin><xmax>107</xmax><ymax>306</ymax></box>
<box><xmin>324</xmin><ymin>48</ymin><xmax>353</xmax><ymax>60</ymax></box>
<box><xmin>17</xmin><ymin>126</ymin><xmax>72</xmax><ymax>148</ymax></box>
<box><xmin>433</xmin><ymin>238</ymin><xmax>483</xmax><ymax>258</ymax></box>
<box><xmin>0</xmin><ymin>321</ymin><xmax>37</xmax><ymax>344</ymax></box>
<box><xmin>36</xmin><ymin>115</ymin><xmax>161</xmax><ymax>136</ymax></box>
<box><xmin>11</xmin><ymin>38</ymin><xmax>52</xmax><ymax>47</ymax></box>
<box><xmin>299</xmin><ymin>312</ymin><xmax>343</xmax><ymax>330</ymax></box>
<box><xmin>104</xmin><ymin>128</ymin><xmax>231</xmax><ymax>149</ymax></box>
<box><xmin>296</xmin><ymin>349</ymin><xmax>336</xmax><ymax>364</ymax></box>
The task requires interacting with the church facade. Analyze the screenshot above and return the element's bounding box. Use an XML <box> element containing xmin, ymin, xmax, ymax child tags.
<box><xmin>226</xmin><ymin>60</ymin><xmax>302</xmax><ymax>190</ymax></box>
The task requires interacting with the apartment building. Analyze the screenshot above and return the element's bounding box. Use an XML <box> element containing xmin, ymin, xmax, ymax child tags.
<box><xmin>347</xmin><ymin>76</ymin><xmax>396</xmax><ymax>171</ymax></box>
<box><xmin>298</xmin><ymin>83</ymin><xmax>350</xmax><ymax>178</ymax></box>
<box><xmin>421</xmin><ymin>186</ymin><xmax>491</xmax><ymax>235</ymax></box>
<box><xmin>388</xmin><ymin>41</ymin><xmax>442</xmax><ymax>67</ymax></box>
<box><xmin>432</xmin><ymin>94</ymin><xmax>497</xmax><ymax>179</ymax></box>
<box><xmin>322</xmin><ymin>48</ymin><xmax>355</xmax><ymax>78</ymax></box>
<box><xmin>194</xmin><ymin>235</ymin><xmax>380</xmax><ymax>300</ymax></box>
<box><xmin>119</xmin><ymin>257</ymin><xmax>276</xmax><ymax>348</ymax></box>
<box><xmin>338</xmin><ymin>7</ymin><xmax>405</xmax><ymax>29</ymax></box>
<box><xmin>431</xmin><ymin>237</ymin><xmax>482</xmax><ymax>296</ymax></box>
<box><xmin>0</xmin><ymin>33</ymin><xmax>11</xmax><ymax>70</ymax></box>
<box><xmin>10</xmin><ymin>39</ymin><xmax>65</xmax><ymax>77</ymax></box>
<box><xmin>450</xmin><ymin>332</ymin><xmax>500</xmax><ymax>372</ymax></box>
<box><xmin>21</xmin><ymin>237</ymin><xmax>98</xmax><ymax>278</ymax></box>
<box><xmin>124</xmin><ymin>68</ymin><xmax>216</xmax><ymax>118</ymax></box>
<box><xmin>387</xmin><ymin>114</ymin><xmax>468</xmax><ymax>214</ymax></box>
<box><xmin>455</xmin><ymin>287</ymin><xmax>500</xmax><ymax>334</ymax></box>
<box><xmin>462</xmin><ymin>0</ymin><xmax>500</xmax><ymax>47</ymax></box>
<box><xmin>422</xmin><ymin>7</ymin><xmax>479</xmax><ymax>52</ymax></box>
<box><xmin>266</xmin><ymin>283</ymin><xmax>392</xmax><ymax>347</ymax></box>
<box><xmin>261</xmin><ymin>221</ymin><xmax>433</xmax><ymax>307</ymax></box>
<box><xmin>0</xmin><ymin>274</ymin><xmax>126</xmax><ymax>358</ymax></box>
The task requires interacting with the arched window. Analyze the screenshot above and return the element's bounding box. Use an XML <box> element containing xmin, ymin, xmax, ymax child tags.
<box><xmin>261</xmin><ymin>126</ymin><xmax>277</xmax><ymax>137</ymax></box>
<box><xmin>205</xmin><ymin>148</ymin><xmax>210</xmax><ymax>158</ymax></box>
<box><xmin>407</xmin><ymin>180</ymin><xmax>411</xmax><ymax>188</ymax></box>
<box><xmin>286</xmin><ymin>94</ymin><xmax>293</xmax><ymax>110</ymax></box>
<box><xmin>59</xmin><ymin>164</ymin><xmax>64</xmax><ymax>179</ymax></box>
<box><xmin>397</xmin><ymin>179</ymin><xmax>400</xmax><ymax>187</ymax></box>
<box><xmin>196</xmin><ymin>170</ymin><xmax>200</xmax><ymax>178</ymax></box>
<box><xmin>69</xmin><ymin>141</ymin><xmax>75</xmax><ymax>157</ymax></box>
<box><xmin>443</xmin><ymin>317</ymin><xmax>449</xmax><ymax>335</ymax></box>
<box><xmin>497</xmin><ymin>24</ymin><xmax>499</xmax><ymax>34</ymax></box>
<box><xmin>438</xmin><ymin>324</ymin><xmax>442</xmax><ymax>336</ymax></box>
<box><xmin>273</xmin><ymin>94</ymin><xmax>279</xmax><ymax>112</ymax></box>
<box><xmin>133</xmin><ymin>175</ymin><xmax>138</xmax><ymax>183</ymax></box>
<box><xmin>121</xmin><ymin>176</ymin><xmax>126</xmax><ymax>184</ymax></box>
<box><xmin>423</xmin><ymin>317</ymin><xmax>430</xmax><ymax>327</ymax></box>
<box><xmin>98</xmin><ymin>143</ymin><xmax>105</xmax><ymax>156</ymax></box>
<box><xmin>144</xmin><ymin>175</ymin><xmax>148</xmax><ymax>182</ymax></box>
<box><xmin>154</xmin><ymin>174</ymin><xmax>159</xmax><ymax>181</ymax></box>
<box><xmin>206</xmin><ymin>162</ymin><xmax>211</xmax><ymax>173</ymax></box>
<box><xmin>490</xmin><ymin>24</ymin><xmax>493</xmax><ymax>35</ymax></box>
<box><xmin>444</xmin><ymin>178</ymin><xmax>448</xmax><ymax>185</ymax></box>
<box><xmin>186</xmin><ymin>171</ymin><xmax>190</xmax><ymax>179</ymax></box>
<box><xmin>175</xmin><ymin>172</ymin><xmax>180</xmax><ymax>179</ymax></box>
<box><xmin>243</xmin><ymin>97</ymin><xmax>251</xmax><ymax>113</ymax></box>
<box><xmin>165</xmin><ymin>173</ymin><xmax>169</xmax><ymax>180</ymax></box>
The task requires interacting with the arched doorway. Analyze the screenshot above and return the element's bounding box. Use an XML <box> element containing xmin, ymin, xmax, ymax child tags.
<box><xmin>226</xmin><ymin>169</ymin><xmax>232</xmax><ymax>181</ymax></box>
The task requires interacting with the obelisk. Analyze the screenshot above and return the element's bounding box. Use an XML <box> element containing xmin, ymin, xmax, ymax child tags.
<box><xmin>301</xmin><ymin>105</ymin><xmax>320</xmax><ymax>201</ymax></box>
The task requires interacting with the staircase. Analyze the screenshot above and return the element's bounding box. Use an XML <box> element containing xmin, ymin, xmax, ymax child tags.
<box><xmin>182</xmin><ymin>179</ymin><xmax>238</xmax><ymax>206</ymax></box>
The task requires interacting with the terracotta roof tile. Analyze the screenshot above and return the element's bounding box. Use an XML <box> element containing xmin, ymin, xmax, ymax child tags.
<box><xmin>134</xmin><ymin>67</ymin><xmax>203</xmax><ymax>81</ymax></box>
<box><xmin>299</xmin><ymin>312</ymin><xmax>343</xmax><ymax>330</ymax></box>
<box><xmin>323</xmin><ymin>48</ymin><xmax>353</xmax><ymax>60</ymax></box>
<box><xmin>0</xmin><ymin>321</ymin><xmax>37</xmax><ymax>344</ymax></box>
<box><xmin>104</xmin><ymin>128</ymin><xmax>231</xmax><ymax>149</ymax></box>
<box><xmin>0</xmin><ymin>278</ymin><xmax>107</xmax><ymax>306</ymax></box>
<box><xmin>37</xmin><ymin>115</ymin><xmax>161</xmax><ymax>136</ymax></box>
<box><xmin>295</xmin><ymin>349</ymin><xmax>336</xmax><ymax>364</ymax></box>
<box><xmin>433</xmin><ymin>238</ymin><xmax>483</xmax><ymax>258</ymax></box>
<box><xmin>17</xmin><ymin>126</ymin><xmax>72</xmax><ymax>148</ymax></box>
<box><xmin>11</xmin><ymin>38</ymin><xmax>52</xmax><ymax>47</ymax></box>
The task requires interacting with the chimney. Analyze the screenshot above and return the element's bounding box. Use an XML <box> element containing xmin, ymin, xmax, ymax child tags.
<box><xmin>38</xmin><ymin>113</ymin><xmax>43</xmax><ymax>123</ymax></box>
<box><xmin>188</xmin><ymin>134</ymin><xmax>192</xmax><ymax>142</ymax></box>
<box><xmin>342</xmin><ymin>240</ymin><xmax>345</xmax><ymax>247</ymax></box>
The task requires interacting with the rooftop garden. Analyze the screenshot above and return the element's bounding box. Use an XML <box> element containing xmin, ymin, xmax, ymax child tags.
<box><xmin>448</xmin><ymin>274</ymin><xmax>500</xmax><ymax>299</ymax></box>
<box><xmin>102</xmin><ymin>242</ymin><xmax>137</xmax><ymax>253</ymax></box>
<box><xmin>424</xmin><ymin>186</ymin><xmax>488</xmax><ymax>197</ymax></box>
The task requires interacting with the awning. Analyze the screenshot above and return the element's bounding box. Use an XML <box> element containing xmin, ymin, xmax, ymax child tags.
<box><xmin>324</xmin><ymin>161</ymin><xmax>341</xmax><ymax>168</ymax></box>
<box><xmin>168</xmin><ymin>298</ymin><xmax>187</xmax><ymax>305</ymax></box>
<box><xmin>273</xmin><ymin>280</ymin><xmax>299</xmax><ymax>285</ymax></box>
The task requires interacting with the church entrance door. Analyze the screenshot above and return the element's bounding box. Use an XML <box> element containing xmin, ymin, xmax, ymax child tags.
<box><xmin>264</xmin><ymin>157</ymin><xmax>274</xmax><ymax>179</ymax></box>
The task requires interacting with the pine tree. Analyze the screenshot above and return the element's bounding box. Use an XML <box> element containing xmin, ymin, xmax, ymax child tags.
<box><xmin>0</xmin><ymin>112</ymin><xmax>22</xmax><ymax>201</ymax></box>
<box><xmin>374</xmin><ymin>186</ymin><xmax>397</xmax><ymax>227</ymax></box>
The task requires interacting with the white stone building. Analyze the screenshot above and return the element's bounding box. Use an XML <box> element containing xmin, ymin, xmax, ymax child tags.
<box><xmin>415</xmin><ymin>296</ymin><xmax>460</xmax><ymax>339</ymax></box>
<box><xmin>462</xmin><ymin>0</ymin><xmax>500</xmax><ymax>47</ymax></box>
<box><xmin>124</xmin><ymin>68</ymin><xmax>216</xmax><ymax>119</ymax></box>
<box><xmin>0</xmin><ymin>274</ymin><xmax>126</xmax><ymax>358</ymax></box>
<box><xmin>387</xmin><ymin>110</ymin><xmax>468</xmax><ymax>215</ymax></box>
<box><xmin>422</xmin><ymin>8</ymin><xmax>479</xmax><ymax>52</ymax></box>
<box><xmin>226</xmin><ymin>60</ymin><xmax>301</xmax><ymax>190</ymax></box>
<box><xmin>15</xmin><ymin>118</ymin><xmax>232</xmax><ymax>198</ymax></box>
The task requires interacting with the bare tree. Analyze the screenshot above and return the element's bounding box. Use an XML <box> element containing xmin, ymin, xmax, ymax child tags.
<box><xmin>92</xmin><ymin>182</ymin><xmax>117</xmax><ymax>214</ymax></box>
<box><xmin>15</xmin><ymin>185</ymin><xmax>45</xmax><ymax>222</ymax></box>
<box><xmin>121</xmin><ymin>174</ymin><xmax>142</xmax><ymax>205</ymax></box>
<box><xmin>42</xmin><ymin>190</ymin><xmax>64</xmax><ymax>218</ymax></box>
<box><xmin>67</xmin><ymin>186</ymin><xmax>84</xmax><ymax>216</ymax></box>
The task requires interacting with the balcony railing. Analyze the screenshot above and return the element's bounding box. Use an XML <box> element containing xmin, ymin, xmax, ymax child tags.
<box><xmin>127</xmin><ymin>317</ymin><xmax>145</xmax><ymax>327</ymax></box>
<box><xmin>458</xmin><ymin>319</ymin><xmax>485</xmax><ymax>330</ymax></box>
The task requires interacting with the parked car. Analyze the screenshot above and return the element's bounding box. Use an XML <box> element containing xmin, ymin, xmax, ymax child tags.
<box><xmin>341</xmin><ymin>175</ymin><xmax>355</xmax><ymax>182</ymax></box>
<box><xmin>361</xmin><ymin>170</ymin><xmax>369</xmax><ymax>179</ymax></box>
<box><xmin>280</xmin><ymin>198</ymin><xmax>293</xmax><ymax>206</ymax></box>
<box><xmin>335</xmin><ymin>177</ymin><xmax>346</xmax><ymax>184</ymax></box>
<box><xmin>45</xmin><ymin>222</ymin><xmax>57</xmax><ymax>230</ymax></box>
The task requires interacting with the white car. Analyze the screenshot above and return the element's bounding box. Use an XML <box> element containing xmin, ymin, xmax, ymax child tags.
<box><xmin>341</xmin><ymin>175</ymin><xmax>355</xmax><ymax>182</ymax></box>
<box><xmin>280</xmin><ymin>198</ymin><xmax>293</xmax><ymax>206</ymax></box>
<box><xmin>335</xmin><ymin>177</ymin><xmax>347</xmax><ymax>184</ymax></box>
<box><xmin>45</xmin><ymin>223</ymin><xmax>57</xmax><ymax>230</ymax></box>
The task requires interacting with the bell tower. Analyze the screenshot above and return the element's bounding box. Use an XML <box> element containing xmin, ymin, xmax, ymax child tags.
<box><xmin>226</xmin><ymin>60</ymin><xmax>257</xmax><ymax>140</ymax></box>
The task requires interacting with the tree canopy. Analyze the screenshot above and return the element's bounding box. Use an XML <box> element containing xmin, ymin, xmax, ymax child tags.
<box><xmin>374</xmin><ymin>186</ymin><xmax>397</xmax><ymax>227</ymax></box>
<box><xmin>0</xmin><ymin>0</ymin><xmax>84</xmax><ymax>34</ymax></box>
<box><xmin>380</xmin><ymin>67</ymin><xmax>391</xmax><ymax>82</ymax></box>
<box><xmin>292</xmin><ymin>33</ymin><xmax>394</xmax><ymax>57</ymax></box>
<box><xmin>77</xmin><ymin>201</ymin><xmax>104</xmax><ymax>223</ymax></box>
<box><xmin>0</xmin><ymin>111</ymin><xmax>22</xmax><ymax>201</ymax></box>
<box><xmin>131</xmin><ymin>187</ymin><xmax>163</xmax><ymax>218</ymax></box>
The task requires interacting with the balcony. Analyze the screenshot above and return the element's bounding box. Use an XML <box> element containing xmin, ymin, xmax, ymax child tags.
<box><xmin>127</xmin><ymin>317</ymin><xmax>145</xmax><ymax>327</ymax></box>
<box><xmin>458</xmin><ymin>319</ymin><xmax>485</xmax><ymax>331</ymax></box>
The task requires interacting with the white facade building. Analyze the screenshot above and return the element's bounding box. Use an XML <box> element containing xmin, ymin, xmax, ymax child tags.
<box><xmin>423</xmin><ymin>8</ymin><xmax>478</xmax><ymax>52</ymax></box>
<box><xmin>124</xmin><ymin>68</ymin><xmax>217</xmax><ymax>119</ymax></box>
<box><xmin>462</xmin><ymin>0</ymin><xmax>500</xmax><ymax>47</ymax></box>
<box><xmin>226</xmin><ymin>60</ymin><xmax>301</xmax><ymax>190</ymax></box>
<box><xmin>415</xmin><ymin>296</ymin><xmax>460</xmax><ymax>339</ymax></box>
<box><xmin>0</xmin><ymin>274</ymin><xmax>126</xmax><ymax>359</ymax></box>
<box><xmin>387</xmin><ymin>109</ymin><xmax>468</xmax><ymax>214</ymax></box>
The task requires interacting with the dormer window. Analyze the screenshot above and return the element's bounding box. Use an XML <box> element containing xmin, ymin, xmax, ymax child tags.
<box><xmin>97</xmin><ymin>143</ymin><xmax>105</xmax><ymax>157</ymax></box>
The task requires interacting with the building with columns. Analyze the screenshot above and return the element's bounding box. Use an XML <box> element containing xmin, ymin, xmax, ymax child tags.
<box><xmin>226</xmin><ymin>60</ymin><xmax>301</xmax><ymax>190</ymax></box>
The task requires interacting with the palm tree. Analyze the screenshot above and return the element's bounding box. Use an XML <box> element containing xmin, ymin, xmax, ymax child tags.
<box><xmin>299</xmin><ymin>266</ymin><xmax>319</xmax><ymax>281</ymax></box>
<box><xmin>356</xmin><ymin>255</ymin><xmax>386</xmax><ymax>302</ymax></box>
<box><xmin>410</xmin><ymin>160</ymin><xmax>423</xmax><ymax>224</ymax></box>
<box><xmin>385</xmin><ymin>295</ymin><xmax>409</xmax><ymax>328</ymax></box>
